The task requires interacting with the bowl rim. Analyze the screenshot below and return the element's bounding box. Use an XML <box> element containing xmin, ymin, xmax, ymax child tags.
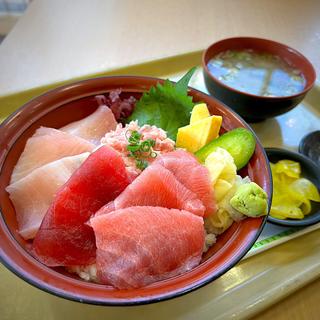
<box><xmin>265</xmin><ymin>147</ymin><xmax>320</xmax><ymax>227</ymax></box>
<box><xmin>0</xmin><ymin>75</ymin><xmax>271</xmax><ymax>305</ymax></box>
<box><xmin>299</xmin><ymin>130</ymin><xmax>320</xmax><ymax>164</ymax></box>
<box><xmin>202</xmin><ymin>36</ymin><xmax>317</xmax><ymax>100</ymax></box>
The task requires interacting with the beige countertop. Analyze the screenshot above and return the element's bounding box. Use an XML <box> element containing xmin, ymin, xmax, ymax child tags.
<box><xmin>0</xmin><ymin>0</ymin><xmax>319</xmax><ymax>97</ymax></box>
<box><xmin>1</xmin><ymin>1</ymin><xmax>320</xmax><ymax>319</ymax></box>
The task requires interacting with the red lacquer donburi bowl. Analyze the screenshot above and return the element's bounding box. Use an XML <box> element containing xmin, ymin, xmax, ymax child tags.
<box><xmin>0</xmin><ymin>76</ymin><xmax>272</xmax><ymax>305</ymax></box>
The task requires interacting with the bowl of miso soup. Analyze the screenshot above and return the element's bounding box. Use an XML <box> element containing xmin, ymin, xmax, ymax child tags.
<box><xmin>203</xmin><ymin>37</ymin><xmax>316</xmax><ymax>121</ymax></box>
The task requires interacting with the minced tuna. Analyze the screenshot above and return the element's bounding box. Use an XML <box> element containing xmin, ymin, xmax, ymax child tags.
<box><xmin>101</xmin><ymin>120</ymin><xmax>175</xmax><ymax>180</ymax></box>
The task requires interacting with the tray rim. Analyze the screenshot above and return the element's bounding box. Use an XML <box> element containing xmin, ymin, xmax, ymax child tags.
<box><xmin>0</xmin><ymin>50</ymin><xmax>319</xmax><ymax>318</ymax></box>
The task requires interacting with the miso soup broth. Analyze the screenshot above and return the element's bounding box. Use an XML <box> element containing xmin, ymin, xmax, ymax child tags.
<box><xmin>207</xmin><ymin>49</ymin><xmax>306</xmax><ymax>97</ymax></box>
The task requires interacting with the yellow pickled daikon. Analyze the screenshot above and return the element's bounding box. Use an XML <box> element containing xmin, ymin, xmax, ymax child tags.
<box><xmin>270</xmin><ymin>160</ymin><xmax>320</xmax><ymax>219</ymax></box>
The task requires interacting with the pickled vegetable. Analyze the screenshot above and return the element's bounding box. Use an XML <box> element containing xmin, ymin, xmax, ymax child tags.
<box><xmin>204</xmin><ymin>147</ymin><xmax>237</xmax><ymax>201</ymax></box>
<box><xmin>195</xmin><ymin>128</ymin><xmax>256</xmax><ymax>170</ymax></box>
<box><xmin>270</xmin><ymin>160</ymin><xmax>320</xmax><ymax>219</ymax></box>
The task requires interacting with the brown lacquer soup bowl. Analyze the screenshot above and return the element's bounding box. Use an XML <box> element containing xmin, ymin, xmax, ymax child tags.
<box><xmin>203</xmin><ymin>37</ymin><xmax>316</xmax><ymax>122</ymax></box>
<box><xmin>0</xmin><ymin>76</ymin><xmax>272</xmax><ymax>305</ymax></box>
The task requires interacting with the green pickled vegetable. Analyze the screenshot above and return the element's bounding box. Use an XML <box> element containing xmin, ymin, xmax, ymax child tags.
<box><xmin>195</xmin><ymin>128</ymin><xmax>256</xmax><ymax>170</ymax></box>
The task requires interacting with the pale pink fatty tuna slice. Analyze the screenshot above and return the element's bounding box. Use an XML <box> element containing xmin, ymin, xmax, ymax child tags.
<box><xmin>60</xmin><ymin>105</ymin><xmax>117</xmax><ymax>145</ymax></box>
<box><xmin>90</xmin><ymin>206</ymin><xmax>205</xmax><ymax>289</ymax></box>
<box><xmin>10</xmin><ymin>127</ymin><xmax>94</xmax><ymax>184</ymax></box>
<box><xmin>155</xmin><ymin>150</ymin><xmax>216</xmax><ymax>217</ymax></box>
<box><xmin>95</xmin><ymin>164</ymin><xmax>206</xmax><ymax>217</ymax></box>
<box><xmin>6</xmin><ymin>153</ymin><xmax>89</xmax><ymax>240</ymax></box>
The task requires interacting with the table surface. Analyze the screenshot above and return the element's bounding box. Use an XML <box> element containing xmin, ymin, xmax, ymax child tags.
<box><xmin>252</xmin><ymin>278</ymin><xmax>320</xmax><ymax>320</ymax></box>
<box><xmin>0</xmin><ymin>1</ymin><xmax>320</xmax><ymax>319</ymax></box>
<box><xmin>1</xmin><ymin>0</ymin><xmax>320</xmax><ymax>97</ymax></box>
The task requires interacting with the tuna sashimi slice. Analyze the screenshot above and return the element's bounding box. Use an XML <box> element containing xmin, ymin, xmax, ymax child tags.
<box><xmin>60</xmin><ymin>105</ymin><xmax>117</xmax><ymax>145</ymax></box>
<box><xmin>33</xmin><ymin>145</ymin><xmax>130</xmax><ymax>266</ymax></box>
<box><xmin>10</xmin><ymin>127</ymin><xmax>95</xmax><ymax>184</ymax></box>
<box><xmin>156</xmin><ymin>149</ymin><xmax>198</xmax><ymax>162</ymax></box>
<box><xmin>155</xmin><ymin>150</ymin><xmax>216</xmax><ymax>217</ymax></box>
<box><xmin>6</xmin><ymin>153</ymin><xmax>89</xmax><ymax>240</ymax></box>
<box><xmin>96</xmin><ymin>164</ymin><xmax>206</xmax><ymax>217</ymax></box>
<box><xmin>90</xmin><ymin>206</ymin><xmax>204</xmax><ymax>289</ymax></box>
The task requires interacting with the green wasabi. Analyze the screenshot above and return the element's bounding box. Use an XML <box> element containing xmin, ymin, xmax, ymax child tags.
<box><xmin>230</xmin><ymin>182</ymin><xmax>268</xmax><ymax>217</ymax></box>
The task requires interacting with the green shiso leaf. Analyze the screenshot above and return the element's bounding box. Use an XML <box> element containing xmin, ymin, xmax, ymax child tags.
<box><xmin>176</xmin><ymin>67</ymin><xmax>197</xmax><ymax>93</ymax></box>
<box><xmin>126</xmin><ymin>68</ymin><xmax>196</xmax><ymax>140</ymax></box>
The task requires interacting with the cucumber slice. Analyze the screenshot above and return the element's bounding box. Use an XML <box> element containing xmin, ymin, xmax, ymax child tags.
<box><xmin>195</xmin><ymin>128</ymin><xmax>256</xmax><ymax>170</ymax></box>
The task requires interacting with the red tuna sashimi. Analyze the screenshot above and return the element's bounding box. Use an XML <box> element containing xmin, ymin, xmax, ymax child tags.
<box><xmin>60</xmin><ymin>105</ymin><xmax>117</xmax><ymax>145</ymax></box>
<box><xmin>33</xmin><ymin>146</ymin><xmax>130</xmax><ymax>266</ymax></box>
<box><xmin>155</xmin><ymin>149</ymin><xmax>198</xmax><ymax>162</ymax></box>
<box><xmin>96</xmin><ymin>164</ymin><xmax>205</xmax><ymax>217</ymax></box>
<box><xmin>90</xmin><ymin>206</ymin><xmax>204</xmax><ymax>289</ymax></box>
<box><xmin>155</xmin><ymin>150</ymin><xmax>216</xmax><ymax>217</ymax></box>
<box><xmin>6</xmin><ymin>153</ymin><xmax>89</xmax><ymax>240</ymax></box>
<box><xmin>10</xmin><ymin>127</ymin><xmax>94</xmax><ymax>184</ymax></box>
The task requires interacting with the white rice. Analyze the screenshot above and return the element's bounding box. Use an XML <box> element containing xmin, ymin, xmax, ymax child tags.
<box><xmin>67</xmin><ymin>264</ymin><xmax>98</xmax><ymax>282</ymax></box>
<box><xmin>203</xmin><ymin>232</ymin><xmax>217</xmax><ymax>252</ymax></box>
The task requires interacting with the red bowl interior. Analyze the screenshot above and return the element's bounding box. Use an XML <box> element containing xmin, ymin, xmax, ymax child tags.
<box><xmin>0</xmin><ymin>76</ymin><xmax>271</xmax><ymax>305</ymax></box>
<box><xmin>202</xmin><ymin>37</ymin><xmax>316</xmax><ymax>99</ymax></box>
